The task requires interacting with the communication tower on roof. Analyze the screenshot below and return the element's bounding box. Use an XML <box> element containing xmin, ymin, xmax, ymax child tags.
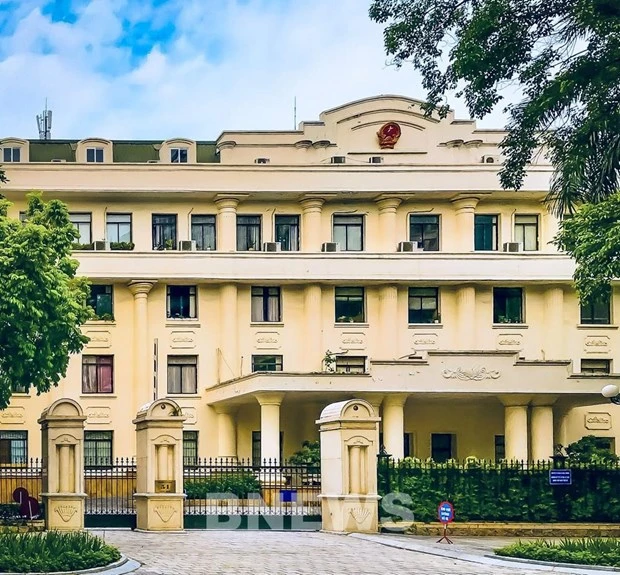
<box><xmin>36</xmin><ymin>100</ymin><xmax>52</xmax><ymax>140</ymax></box>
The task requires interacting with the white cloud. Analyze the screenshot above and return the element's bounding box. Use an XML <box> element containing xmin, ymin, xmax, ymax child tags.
<box><xmin>0</xmin><ymin>0</ymin><xmax>515</xmax><ymax>139</ymax></box>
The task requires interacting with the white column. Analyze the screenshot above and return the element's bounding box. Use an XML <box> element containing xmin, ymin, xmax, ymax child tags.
<box><xmin>543</xmin><ymin>287</ymin><xmax>564</xmax><ymax>360</ymax></box>
<box><xmin>451</xmin><ymin>196</ymin><xmax>480</xmax><ymax>252</ymax></box>
<box><xmin>456</xmin><ymin>285</ymin><xmax>476</xmax><ymax>349</ymax></box>
<box><xmin>376</xmin><ymin>197</ymin><xmax>402</xmax><ymax>252</ymax></box>
<box><xmin>531</xmin><ymin>405</ymin><xmax>554</xmax><ymax>462</ymax></box>
<box><xmin>300</xmin><ymin>198</ymin><xmax>324</xmax><ymax>252</ymax></box>
<box><xmin>128</xmin><ymin>281</ymin><xmax>156</xmax><ymax>407</ymax></box>
<box><xmin>303</xmin><ymin>284</ymin><xmax>322</xmax><ymax>371</ymax></box>
<box><xmin>256</xmin><ymin>393</ymin><xmax>285</xmax><ymax>463</ymax></box>
<box><xmin>215</xmin><ymin>406</ymin><xmax>237</xmax><ymax>459</ymax></box>
<box><xmin>215</xmin><ymin>197</ymin><xmax>239</xmax><ymax>252</ymax></box>
<box><xmin>504</xmin><ymin>405</ymin><xmax>529</xmax><ymax>461</ymax></box>
<box><xmin>218</xmin><ymin>284</ymin><xmax>238</xmax><ymax>382</ymax></box>
<box><xmin>382</xmin><ymin>394</ymin><xmax>408</xmax><ymax>460</ymax></box>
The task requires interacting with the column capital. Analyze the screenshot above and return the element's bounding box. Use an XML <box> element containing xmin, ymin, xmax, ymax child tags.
<box><xmin>213</xmin><ymin>404</ymin><xmax>238</xmax><ymax>416</ymax></box>
<box><xmin>375</xmin><ymin>196</ymin><xmax>402</xmax><ymax>213</ymax></box>
<box><xmin>531</xmin><ymin>395</ymin><xmax>558</xmax><ymax>407</ymax></box>
<box><xmin>498</xmin><ymin>395</ymin><xmax>533</xmax><ymax>407</ymax></box>
<box><xmin>451</xmin><ymin>195</ymin><xmax>480</xmax><ymax>212</ymax></box>
<box><xmin>255</xmin><ymin>392</ymin><xmax>285</xmax><ymax>407</ymax></box>
<box><xmin>128</xmin><ymin>281</ymin><xmax>156</xmax><ymax>296</ymax></box>
<box><xmin>383</xmin><ymin>393</ymin><xmax>409</xmax><ymax>408</ymax></box>
<box><xmin>300</xmin><ymin>197</ymin><xmax>326</xmax><ymax>213</ymax></box>
<box><xmin>215</xmin><ymin>195</ymin><xmax>246</xmax><ymax>211</ymax></box>
<box><xmin>357</xmin><ymin>393</ymin><xmax>385</xmax><ymax>414</ymax></box>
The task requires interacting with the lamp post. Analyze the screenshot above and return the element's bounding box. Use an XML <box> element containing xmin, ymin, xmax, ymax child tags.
<box><xmin>601</xmin><ymin>384</ymin><xmax>620</xmax><ymax>405</ymax></box>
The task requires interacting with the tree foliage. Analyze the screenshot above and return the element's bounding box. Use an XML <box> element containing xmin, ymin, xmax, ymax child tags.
<box><xmin>0</xmin><ymin>193</ymin><xmax>91</xmax><ymax>409</ymax></box>
<box><xmin>369</xmin><ymin>0</ymin><xmax>620</xmax><ymax>216</ymax></box>
<box><xmin>565</xmin><ymin>434</ymin><xmax>619</xmax><ymax>465</ymax></box>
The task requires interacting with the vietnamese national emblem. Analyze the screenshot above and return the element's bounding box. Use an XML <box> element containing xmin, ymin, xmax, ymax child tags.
<box><xmin>377</xmin><ymin>122</ymin><xmax>401</xmax><ymax>149</ymax></box>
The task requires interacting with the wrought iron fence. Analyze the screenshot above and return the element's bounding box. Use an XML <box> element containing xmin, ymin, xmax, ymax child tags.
<box><xmin>84</xmin><ymin>457</ymin><xmax>136</xmax><ymax>516</ymax></box>
<box><xmin>377</xmin><ymin>456</ymin><xmax>620</xmax><ymax>523</ymax></box>
<box><xmin>0</xmin><ymin>458</ymin><xmax>43</xmax><ymax>505</ymax></box>
<box><xmin>184</xmin><ymin>458</ymin><xmax>321</xmax><ymax>517</ymax></box>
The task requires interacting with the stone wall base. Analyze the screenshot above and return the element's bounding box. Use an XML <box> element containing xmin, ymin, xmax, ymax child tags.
<box><xmin>42</xmin><ymin>494</ymin><xmax>86</xmax><ymax>531</ymax></box>
<box><xmin>135</xmin><ymin>494</ymin><xmax>185</xmax><ymax>531</ymax></box>
<box><xmin>320</xmin><ymin>495</ymin><xmax>380</xmax><ymax>533</ymax></box>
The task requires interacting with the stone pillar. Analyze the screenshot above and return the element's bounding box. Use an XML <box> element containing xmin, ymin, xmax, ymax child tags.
<box><xmin>133</xmin><ymin>399</ymin><xmax>186</xmax><ymax>531</ymax></box>
<box><xmin>317</xmin><ymin>399</ymin><xmax>381</xmax><ymax>533</ymax></box>
<box><xmin>303</xmin><ymin>284</ymin><xmax>322</xmax><ymax>372</ymax></box>
<box><xmin>456</xmin><ymin>285</ymin><xmax>476</xmax><ymax>349</ymax></box>
<box><xmin>215</xmin><ymin>406</ymin><xmax>237</xmax><ymax>460</ymax></box>
<box><xmin>451</xmin><ymin>196</ymin><xmax>480</xmax><ymax>252</ymax></box>
<box><xmin>215</xmin><ymin>197</ymin><xmax>240</xmax><ymax>252</ymax></box>
<box><xmin>376</xmin><ymin>197</ymin><xmax>402</xmax><ymax>252</ymax></box>
<box><xmin>300</xmin><ymin>198</ymin><xmax>324</xmax><ymax>252</ymax></box>
<box><xmin>378</xmin><ymin>285</ymin><xmax>399</xmax><ymax>359</ymax></box>
<box><xmin>543</xmin><ymin>287</ymin><xmax>564</xmax><ymax>360</ymax></box>
<box><xmin>382</xmin><ymin>395</ymin><xmax>408</xmax><ymax>460</ymax></box>
<box><xmin>38</xmin><ymin>399</ymin><xmax>87</xmax><ymax>531</ymax></box>
<box><xmin>541</xmin><ymin>203</ymin><xmax>559</xmax><ymax>253</ymax></box>
<box><xmin>504</xmin><ymin>405</ymin><xmax>529</xmax><ymax>461</ymax></box>
<box><xmin>218</xmin><ymin>284</ymin><xmax>238</xmax><ymax>382</ymax></box>
<box><xmin>256</xmin><ymin>393</ymin><xmax>285</xmax><ymax>463</ymax></box>
<box><xmin>128</xmin><ymin>281</ymin><xmax>156</xmax><ymax>406</ymax></box>
<box><xmin>531</xmin><ymin>405</ymin><xmax>554</xmax><ymax>461</ymax></box>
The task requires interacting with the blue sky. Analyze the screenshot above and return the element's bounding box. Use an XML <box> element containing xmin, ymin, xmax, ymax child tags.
<box><xmin>0</xmin><ymin>0</ymin><xmax>514</xmax><ymax>139</ymax></box>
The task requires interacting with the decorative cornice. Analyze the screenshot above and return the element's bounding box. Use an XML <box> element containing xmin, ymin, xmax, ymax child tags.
<box><xmin>442</xmin><ymin>367</ymin><xmax>500</xmax><ymax>381</ymax></box>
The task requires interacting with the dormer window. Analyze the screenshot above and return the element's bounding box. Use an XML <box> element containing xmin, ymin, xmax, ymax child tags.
<box><xmin>86</xmin><ymin>147</ymin><xmax>104</xmax><ymax>163</ymax></box>
<box><xmin>2</xmin><ymin>147</ymin><xmax>21</xmax><ymax>162</ymax></box>
<box><xmin>171</xmin><ymin>148</ymin><xmax>188</xmax><ymax>163</ymax></box>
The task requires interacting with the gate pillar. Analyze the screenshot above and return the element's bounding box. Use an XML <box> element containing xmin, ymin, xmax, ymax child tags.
<box><xmin>133</xmin><ymin>399</ymin><xmax>186</xmax><ymax>531</ymax></box>
<box><xmin>317</xmin><ymin>399</ymin><xmax>380</xmax><ymax>533</ymax></box>
<box><xmin>38</xmin><ymin>398</ymin><xmax>87</xmax><ymax>531</ymax></box>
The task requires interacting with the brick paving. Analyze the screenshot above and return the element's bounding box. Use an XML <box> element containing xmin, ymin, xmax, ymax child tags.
<box><xmin>93</xmin><ymin>530</ymin><xmax>548</xmax><ymax>575</ymax></box>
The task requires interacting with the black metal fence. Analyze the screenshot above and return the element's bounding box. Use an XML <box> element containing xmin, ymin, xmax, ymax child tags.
<box><xmin>0</xmin><ymin>459</ymin><xmax>43</xmax><ymax>505</ymax></box>
<box><xmin>378</xmin><ymin>456</ymin><xmax>620</xmax><ymax>523</ymax></box>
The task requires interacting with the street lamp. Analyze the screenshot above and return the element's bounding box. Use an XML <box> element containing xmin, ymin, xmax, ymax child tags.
<box><xmin>601</xmin><ymin>384</ymin><xmax>620</xmax><ymax>405</ymax></box>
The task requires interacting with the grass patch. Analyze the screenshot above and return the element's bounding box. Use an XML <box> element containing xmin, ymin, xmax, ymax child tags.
<box><xmin>0</xmin><ymin>530</ymin><xmax>121</xmax><ymax>573</ymax></box>
<box><xmin>495</xmin><ymin>538</ymin><xmax>620</xmax><ymax>567</ymax></box>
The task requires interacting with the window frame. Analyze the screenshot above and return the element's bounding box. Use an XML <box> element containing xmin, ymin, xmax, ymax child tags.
<box><xmin>170</xmin><ymin>147</ymin><xmax>189</xmax><ymax>163</ymax></box>
<box><xmin>236</xmin><ymin>215</ymin><xmax>262</xmax><ymax>251</ymax></box>
<box><xmin>152</xmin><ymin>214</ymin><xmax>178</xmax><ymax>250</ymax></box>
<box><xmin>251</xmin><ymin>286</ymin><xmax>281</xmax><ymax>323</ymax></box>
<box><xmin>191</xmin><ymin>214</ymin><xmax>217</xmax><ymax>250</ymax></box>
<box><xmin>88</xmin><ymin>285</ymin><xmax>113</xmax><ymax>319</ymax></box>
<box><xmin>183</xmin><ymin>431</ymin><xmax>199</xmax><ymax>467</ymax></box>
<box><xmin>514</xmin><ymin>214</ymin><xmax>539</xmax><ymax>251</ymax></box>
<box><xmin>474</xmin><ymin>214</ymin><xmax>499</xmax><ymax>251</ymax></box>
<box><xmin>580</xmin><ymin>359</ymin><xmax>611</xmax><ymax>375</ymax></box>
<box><xmin>409</xmin><ymin>214</ymin><xmax>440</xmax><ymax>251</ymax></box>
<box><xmin>84</xmin><ymin>431</ymin><xmax>113</xmax><ymax>468</ymax></box>
<box><xmin>251</xmin><ymin>355</ymin><xmax>283</xmax><ymax>372</ymax></box>
<box><xmin>335</xmin><ymin>287</ymin><xmax>365</xmax><ymax>323</ymax></box>
<box><xmin>0</xmin><ymin>431</ymin><xmax>28</xmax><ymax>465</ymax></box>
<box><xmin>166</xmin><ymin>285</ymin><xmax>197</xmax><ymax>320</ymax></box>
<box><xmin>2</xmin><ymin>147</ymin><xmax>21</xmax><ymax>162</ymax></box>
<box><xmin>431</xmin><ymin>433</ymin><xmax>455</xmax><ymax>463</ymax></box>
<box><xmin>493</xmin><ymin>287</ymin><xmax>524</xmax><ymax>324</ymax></box>
<box><xmin>332</xmin><ymin>214</ymin><xmax>364</xmax><ymax>251</ymax></box>
<box><xmin>274</xmin><ymin>214</ymin><xmax>300</xmax><ymax>251</ymax></box>
<box><xmin>580</xmin><ymin>295</ymin><xmax>611</xmax><ymax>325</ymax></box>
<box><xmin>86</xmin><ymin>147</ymin><xmax>104</xmax><ymax>163</ymax></box>
<box><xmin>494</xmin><ymin>435</ymin><xmax>506</xmax><ymax>461</ymax></box>
<box><xmin>334</xmin><ymin>356</ymin><xmax>366</xmax><ymax>374</ymax></box>
<box><xmin>167</xmin><ymin>355</ymin><xmax>198</xmax><ymax>394</ymax></box>
<box><xmin>408</xmin><ymin>287</ymin><xmax>440</xmax><ymax>324</ymax></box>
<box><xmin>106</xmin><ymin>213</ymin><xmax>132</xmax><ymax>244</ymax></box>
<box><xmin>82</xmin><ymin>355</ymin><xmax>114</xmax><ymax>394</ymax></box>
<box><xmin>69</xmin><ymin>212</ymin><xmax>93</xmax><ymax>244</ymax></box>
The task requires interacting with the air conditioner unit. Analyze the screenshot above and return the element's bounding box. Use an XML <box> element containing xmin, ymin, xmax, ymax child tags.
<box><xmin>179</xmin><ymin>240</ymin><xmax>197</xmax><ymax>251</ymax></box>
<box><xmin>263</xmin><ymin>242</ymin><xmax>281</xmax><ymax>252</ymax></box>
<box><xmin>50</xmin><ymin>158</ymin><xmax>66</xmax><ymax>163</ymax></box>
<box><xmin>321</xmin><ymin>242</ymin><xmax>340</xmax><ymax>252</ymax></box>
<box><xmin>482</xmin><ymin>155</ymin><xmax>501</xmax><ymax>164</ymax></box>
<box><xmin>93</xmin><ymin>241</ymin><xmax>110</xmax><ymax>251</ymax></box>
<box><xmin>147</xmin><ymin>159</ymin><xmax>160</xmax><ymax>164</ymax></box>
<box><xmin>330</xmin><ymin>156</ymin><xmax>346</xmax><ymax>164</ymax></box>
<box><xmin>502</xmin><ymin>242</ymin><xmax>522</xmax><ymax>252</ymax></box>
<box><xmin>397</xmin><ymin>241</ymin><xmax>422</xmax><ymax>252</ymax></box>
<box><xmin>255</xmin><ymin>158</ymin><xmax>270</xmax><ymax>164</ymax></box>
<box><xmin>369</xmin><ymin>156</ymin><xmax>384</xmax><ymax>164</ymax></box>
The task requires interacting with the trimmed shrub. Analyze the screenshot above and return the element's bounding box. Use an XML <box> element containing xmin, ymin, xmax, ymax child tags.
<box><xmin>184</xmin><ymin>473</ymin><xmax>261</xmax><ymax>498</ymax></box>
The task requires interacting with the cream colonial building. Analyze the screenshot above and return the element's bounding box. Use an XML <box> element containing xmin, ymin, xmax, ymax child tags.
<box><xmin>1</xmin><ymin>95</ymin><xmax>618</xmax><ymax>467</ymax></box>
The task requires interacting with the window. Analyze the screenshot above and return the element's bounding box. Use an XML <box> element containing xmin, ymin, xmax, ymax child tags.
<box><xmin>166</xmin><ymin>286</ymin><xmax>197</xmax><ymax>319</ymax></box>
<box><xmin>152</xmin><ymin>214</ymin><xmax>177</xmax><ymax>250</ymax></box>
<box><xmin>251</xmin><ymin>355</ymin><xmax>283</xmax><ymax>372</ymax></box>
<box><xmin>171</xmin><ymin>148</ymin><xmax>188</xmax><ymax>163</ymax></box>
<box><xmin>335</xmin><ymin>287</ymin><xmax>365</xmax><ymax>323</ymax></box>
<box><xmin>493</xmin><ymin>287</ymin><xmax>524</xmax><ymax>323</ymax></box>
<box><xmin>69</xmin><ymin>213</ymin><xmax>92</xmax><ymax>244</ymax></box>
<box><xmin>237</xmin><ymin>215</ymin><xmax>262</xmax><ymax>251</ymax></box>
<box><xmin>409</xmin><ymin>215</ymin><xmax>439</xmax><ymax>251</ymax></box>
<box><xmin>581</xmin><ymin>359</ymin><xmax>611</xmax><ymax>375</ymax></box>
<box><xmin>474</xmin><ymin>215</ymin><xmax>499</xmax><ymax>251</ymax></box>
<box><xmin>379</xmin><ymin>433</ymin><xmax>412</xmax><ymax>458</ymax></box>
<box><xmin>167</xmin><ymin>356</ymin><xmax>198</xmax><ymax>394</ymax></box>
<box><xmin>0</xmin><ymin>431</ymin><xmax>27</xmax><ymax>464</ymax></box>
<box><xmin>251</xmin><ymin>287</ymin><xmax>281</xmax><ymax>322</ymax></box>
<box><xmin>275</xmin><ymin>215</ymin><xmax>300</xmax><ymax>251</ymax></box>
<box><xmin>86</xmin><ymin>147</ymin><xmax>104</xmax><ymax>163</ymax></box>
<box><xmin>106</xmin><ymin>213</ymin><xmax>132</xmax><ymax>243</ymax></box>
<box><xmin>88</xmin><ymin>285</ymin><xmax>113</xmax><ymax>319</ymax></box>
<box><xmin>431</xmin><ymin>433</ymin><xmax>454</xmax><ymax>462</ymax></box>
<box><xmin>514</xmin><ymin>215</ymin><xmax>539</xmax><ymax>251</ymax></box>
<box><xmin>333</xmin><ymin>215</ymin><xmax>364</xmax><ymax>251</ymax></box>
<box><xmin>82</xmin><ymin>355</ymin><xmax>114</xmax><ymax>393</ymax></box>
<box><xmin>408</xmin><ymin>288</ymin><xmax>440</xmax><ymax>324</ymax></box>
<box><xmin>335</xmin><ymin>356</ymin><xmax>366</xmax><ymax>374</ymax></box>
<box><xmin>84</xmin><ymin>431</ymin><xmax>112</xmax><ymax>467</ymax></box>
<box><xmin>2</xmin><ymin>147</ymin><xmax>21</xmax><ymax>162</ymax></box>
<box><xmin>191</xmin><ymin>215</ymin><xmax>216</xmax><ymax>250</ymax></box>
<box><xmin>252</xmin><ymin>431</ymin><xmax>283</xmax><ymax>467</ymax></box>
<box><xmin>494</xmin><ymin>435</ymin><xmax>506</xmax><ymax>461</ymax></box>
<box><xmin>183</xmin><ymin>431</ymin><xmax>198</xmax><ymax>466</ymax></box>
<box><xmin>580</xmin><ymin>295</ymin><xmax>611</xmax><ymax>325</ymax></box>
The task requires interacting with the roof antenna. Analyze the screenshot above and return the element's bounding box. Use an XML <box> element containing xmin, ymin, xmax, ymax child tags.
<box><xmin>293</xmin><ymin>96</ymin><xmax>297</xmax><ymax>129</ymax></box>
<box><xmin>36</xmin><ymin>99</ymin><xmax>52</xmax><ymax>140</ymax></box>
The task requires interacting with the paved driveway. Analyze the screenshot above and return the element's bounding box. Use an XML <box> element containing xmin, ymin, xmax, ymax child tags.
<box><xmin>94</xmin><ymin>530</ymin><xmax>548</xmax><ymax>575</ymax></box>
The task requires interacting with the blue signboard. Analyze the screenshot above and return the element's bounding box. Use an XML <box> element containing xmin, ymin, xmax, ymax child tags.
<box><xmin>549</xmin><ymin>469</ymin><xmax>572</xmax><ymax>486</ymax></box>
<box><xmin>437</xmin><ymin>501</ymin><xmax>455</xmax><ymax>524</ymax></box>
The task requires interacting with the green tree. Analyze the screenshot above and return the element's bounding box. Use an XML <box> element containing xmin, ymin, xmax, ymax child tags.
<box><xmin>0</xmin><ymin>193</ymin><xmax>91</xmax><ymax>409</ymax></box>
<box><xmin>564</xmin><ymin>435</ymin><xmax>619</xmax><ymax>464</ymax></box>
<box><xmin>369</xmin><ymin>0</ymin><xmax>620</xmax><ymax>215</ymax></box>
<box><xmin>288</xmin><ymin>440</ymin><xmax>321</xmax><ymax>466</ymax></box>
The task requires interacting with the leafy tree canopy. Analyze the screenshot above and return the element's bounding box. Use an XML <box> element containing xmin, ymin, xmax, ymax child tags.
<box><xmin>288</xmin><ymin>440</ymin><xmax>321</xmax><ymax>466</ymax></box>
<box><xmin>369</xmin><ymin>0</ymin><xmax>620</xmax><ymax>216</ymax></box>
<box><xmin>564</xmin><ymin>435</ymin><xmax>619</xmax><ymax>465</ymax></box>
<box><xmin>0</xmin><ymin>193</ymin><xmax>91</xmax><ymax>409</ymax></box>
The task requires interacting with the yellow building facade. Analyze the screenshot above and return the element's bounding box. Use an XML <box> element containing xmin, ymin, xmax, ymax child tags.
<box><xmin>1</xmin><ymin>95</ymin><xmax>618</xmax><ymax>466</ymax></box>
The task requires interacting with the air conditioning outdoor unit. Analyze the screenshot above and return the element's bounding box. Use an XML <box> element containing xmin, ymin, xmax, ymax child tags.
<box><xmin>255</xmin><ymin>158</ymin><xmax>270</xmax><ymax>164</ymax></box>
<box><xmin>93</xmin><ymin>241</ymin><xmax>110</xmax><ymax>251</ymax></box>
<box><xmin>321</xmin><ymin>242</ymin><xmax>340</xmax><ymax>252</ymax></box>
<box><xmin>330</xmin><ymin>156</ymin><xmax>346</xmax><ymax>164</ymax></box>
<box><xmin>263</xmin><ymin>242</ymin><xmax>281</xmax><ymax>252</ymax></box>
<box><xmin>179</xmin><ymin>240</ymin><xmax>197</xmax><ymax>251</ymax></box>
<box><xmin>502</xmin><ymin>242</ymin><xmax>522</xmax><ymax>252</ymax></box>
<box><xmin>397</xmin><ymin>241</ymin><xmax>422</xmax><ymax>252</ymax></box>
<box><xmin>482</xmin><ymin>155</ymin><xmax>501</xmax><ymax>164</ymax></box>
<box><xmin>369</xmin><ymin>156</ymin><xmax>384</xmax><ymax>164</ymax></box>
